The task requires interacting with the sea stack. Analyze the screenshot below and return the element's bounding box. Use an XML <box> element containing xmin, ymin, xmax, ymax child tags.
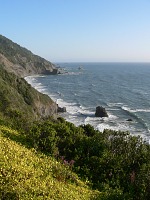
<box><xmin>95</xmin><ymin>106</ymin><xmax>108</xmax><ymax>117</ymax></box>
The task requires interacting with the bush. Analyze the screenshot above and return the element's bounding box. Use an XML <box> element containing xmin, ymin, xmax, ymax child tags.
<box><xmin>30</xmin><ymin>121</ymin><xmax>150</xmax><ymax>199</ymax></box>
<box><xmin>1</xmin><ymin>109</ymin><xmax>150</xmax><ymax>199</ymax></box>
<box><xmin>29</xmin><ymin>121</ymin><xmax>59</xmax><ymax>156</ymax></box>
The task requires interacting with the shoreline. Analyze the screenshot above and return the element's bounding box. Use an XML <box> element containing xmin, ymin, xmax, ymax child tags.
<box><xmin>24</xmin><ymin>74</ymin><xmax>150</xmax><ymax>145</ymax></box>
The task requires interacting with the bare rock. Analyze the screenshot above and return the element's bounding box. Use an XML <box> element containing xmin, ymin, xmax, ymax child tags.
<box><xmin>126</xmin><ymin>118</ymin><xmax>133</xmax><ymax>122</ymax></box>
<box><xmin>57</xmin><ymin>106</ymin><xmax>66</xmax><ymax>113</ymax></box>
<box><xmin>95</xmin><ymin>106</ymin><xmax>108</xmax><ymax>117</ymax></box>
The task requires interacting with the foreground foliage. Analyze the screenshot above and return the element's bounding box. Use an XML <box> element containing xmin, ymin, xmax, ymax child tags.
<box><xmin>29</xmin><ymin>120</ymin><xmax>150</xmax><ymax>199</ymax></box>
<box><xmin>0</xmin><ymin>125</ymin><xmax>99</xmax><ymax>200</ymax></box>
<box><xmin>0</xmin><ymin>107</ymin><xmax>150</xmax><ymax>200</ymax></box>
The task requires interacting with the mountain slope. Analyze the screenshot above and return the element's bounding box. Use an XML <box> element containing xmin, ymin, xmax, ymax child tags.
<box><xmin>0</xmin><ymin>64</ymin><xmax>57</xmax><ymax>123</ymax></box>
<box><xmin>0</xmin><ymin>35</ymin><xmax>58</xmax><ymax>77</ymax></box>
<box><xmin>0</xmin><ymin>35</ymin><xmax>59</xmax><ymax>122</ymax></box>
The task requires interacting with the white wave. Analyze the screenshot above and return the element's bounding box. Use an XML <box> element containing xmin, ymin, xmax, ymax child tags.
<box><xmin>134</xmin><ymin>109</ymin><xmax>150</xmax><ymax>112</ymax></box>
<box><xmin>107</xmin><ymin>108</ymin><xmax>120</xmax><ymax>111</ymax></box>
<box><xmin>25</xmin><ymin>75</ymin><xmax>45</xmax><ymax>82</ymax></box>
<box><xmin>122</xmin><ymin>106</ymin><xmax>150</xmax><ymax>113</ymax></box>
<box><xmin>122</xmin><ymin>106</ymin><xmax>132</xmax><ymax>111</ymax></box>
<box><xmin>96</xmin><ymin>120</ymin><xmax>150</xmax><ymax>144</ymax></box>
<box><xmin>96</xmin><ymin>122</ymin><xmax>130</xmax><ymax>133</ymax></box>
<box><xmin>25</xmin><ymin>76</ymin><xmax>49</xmax><ymax>95</ymax></box>
<box><xmin>56</xmin><ymin>99</ymin><xmax>82</xmax><ymax>115</ymax></box>
<box><xmin>107</xmin><ymin>102</ymin><xmax>124</xmax><ymax>107</ymax></box>
<box><xmin>107</xmin><ymin>113</ymin><xmax>118</xmax><ymax>120</ymax></box>
<box><xmin>80</xmin><ymin>110</ymin><xmax>94</xmax><ymax>116</ymax></box>
<box><xmin>24</xmin><ymin>76</ymin><xmax>36</xmax><ymax>85</ymax></box>
<box><xmin>59</xmin><ymin>71</ymin><xmax>82</xmax><ymax>76</ymax></box>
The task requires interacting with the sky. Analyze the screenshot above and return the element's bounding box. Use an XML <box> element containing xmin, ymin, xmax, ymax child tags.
<box><xmin>1</xmin><ymin>0</ymin><xmax>150</xmax><ymax>62</ymax></box>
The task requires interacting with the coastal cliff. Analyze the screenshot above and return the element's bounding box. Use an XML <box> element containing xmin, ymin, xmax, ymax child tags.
<box><xmin>0</xmin><ymin>35</ymin><xmax>58</xmax><ymax>119</ymax></box>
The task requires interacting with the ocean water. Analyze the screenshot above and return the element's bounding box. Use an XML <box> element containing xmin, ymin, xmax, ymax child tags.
<box><xmin>25</xmin><ymin>62</ymin><xmax>150</xmax><ymax>143</ymax></box>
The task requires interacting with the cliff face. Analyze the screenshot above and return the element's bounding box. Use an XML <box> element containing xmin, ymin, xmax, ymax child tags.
<box><xmin>0</xmin><ymin>64</ymin><xmax>58</xmax><ymax>120</ymax></box>
<box><xmin>0</xmin><ymin>35</ymin><xmax>58</xmax><ymax>119</ymax></box>
<box><xmin>0</xmin><ymin>35</ymin><xmax>58</xmax><ymax>77</ymax></box>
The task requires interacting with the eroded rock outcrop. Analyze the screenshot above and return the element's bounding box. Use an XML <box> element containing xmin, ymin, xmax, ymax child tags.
<box><xmin>57</xmin><ymin>105</ymin><xmax>66</xmax><ymax>113</ymax></box>
<box><xmin>95</xmin><ymin>106</ymin><xmax>108</xmax><ymax>117</ymax></box>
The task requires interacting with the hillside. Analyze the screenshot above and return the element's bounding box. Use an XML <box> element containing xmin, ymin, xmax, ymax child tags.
<box><xmin>0</xmin><ymin>125</ymin><xmax>99</xmax><ymax>199</ymax></box>
<box><xmin>0</xmin><ymin>35</ymin><xmax>150</xmax><ymax>200</ymax></box>
<box><xmin>0</xmin><ymin>64</ymin><xmax>57</xmax><ymax>124</ymax></box>
<box><xmin>0</xmin><ymin>35</ymin><xmax>58</xmax><ymax>77</ymax></box>
<box><xmin>0</xmin><ymin>35</ymin><xmax>59</xmax><ymax>122</ymax></box>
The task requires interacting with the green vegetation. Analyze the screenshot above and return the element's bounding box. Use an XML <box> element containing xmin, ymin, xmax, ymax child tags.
<box><xmin>0</xmin><ymin>125</ymin><xmax>99</xmax><ymax>200</ymax></box>
<box><xmin>0</xmin><ymin>64</ymin><xmax>55</xmax><ymax>128</ymax></box>
<box><xmin>0</xmin><ymin>35</ymin><xmax>33</xmax><ymax>65</ymax></box>
<box><xmin>1</xmin><ymin>112</ymin><xmax>150</xmax><ymax>199</ymax></box>
<box><xmin>0</xmin><ymin>35</ymin><xmax>150</xmax><ymax>199</ymax></box>
<box><xmin>27</xmin><ymin>120</ymin><xmax>150</xmax><ymax>200</ymax></box>
<box><xmin>0</xmin><ymin>34</ymin><xmax>57</xmax><ymax>76</ymax></box>
<box><xmin>0</xmin><ymin>34</ymin><xmax>49</xmax><ymax>66</ymax></box>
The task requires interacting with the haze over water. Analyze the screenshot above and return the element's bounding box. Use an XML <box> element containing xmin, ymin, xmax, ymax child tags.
<box><xmin>26</xmin><ymin>62</ymin><xmax>150</xmax><ymax>143</ymax></box>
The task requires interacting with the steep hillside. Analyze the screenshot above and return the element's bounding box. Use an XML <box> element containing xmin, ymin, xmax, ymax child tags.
<box><xmin>0</xmin><ymin>35</ymin><xmax>59</xmax><ymax>122</ymax></box>
<box><xmin>0</xmin><ymin>35</ymin><xmax>58</xmax><ymax>77</ymax></box>
<box><xmin>0</xmin><ymin>125</ymin><xmax>99</xmax><ymax>200</ymax></box>
<box><xmin>0</xmin><ymin>64</ymin><xmax>57</xmax><ymax>123</ymax></box>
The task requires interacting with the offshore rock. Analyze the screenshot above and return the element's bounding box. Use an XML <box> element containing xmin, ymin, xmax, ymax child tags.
<box><xmin>95</xmin><ymin>106</ymin><xmax>108</xmax><ymax>117</ymax></box>
<box><xmin>57</xmin><ymin>106</ymin><xmax>66</xmax><ymax>113</ymax></box>
<box><xmin>127</xmin><ymin>118</ymin><xmax>133</xmax><ymax>121</ymax></box>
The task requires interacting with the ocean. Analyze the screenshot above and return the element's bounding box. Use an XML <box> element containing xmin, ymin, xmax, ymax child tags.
<box><xmin>25</xmin><ymin>62</ymin><xmax>150</xmax><ymax>143</ymax></box>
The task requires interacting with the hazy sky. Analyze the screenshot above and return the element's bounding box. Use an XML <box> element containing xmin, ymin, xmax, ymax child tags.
<box><xmin>1</xmin><ymin>0</ymin><xmax>150</xmax><ymax>62</ymax></box>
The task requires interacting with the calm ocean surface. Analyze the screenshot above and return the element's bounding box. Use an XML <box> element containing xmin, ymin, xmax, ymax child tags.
<box><xmin>25</xmin><ymin>63</ymin><xmax>150</xmax><ymax>143</ymax></box>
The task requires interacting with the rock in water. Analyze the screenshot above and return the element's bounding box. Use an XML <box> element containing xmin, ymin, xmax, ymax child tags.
<box><xmin>57</xmin><ymin>106</ymin><xmax>66</xmax><ymax>113</ymax></box>
<box><xmin>126</xmin><ymin>118</ymin><xmax>133</xmax><ymax>121</ymax></box>
<box><xmin>95</xmin><ymin>106</ymin><xmax>108</xmax><ymax>117</ymax></box>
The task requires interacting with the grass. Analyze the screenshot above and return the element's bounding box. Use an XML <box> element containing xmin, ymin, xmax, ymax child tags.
<box><xmin>0</xmin><ymin>125</ymin><xmax>100</xmax><ymax>200</ymax></box>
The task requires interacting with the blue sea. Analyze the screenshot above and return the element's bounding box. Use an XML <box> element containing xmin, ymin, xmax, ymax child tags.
<box><xmin>25</xmin><ymin>62</ymin><xmax>150</xmax><ymax>143</ymax></box>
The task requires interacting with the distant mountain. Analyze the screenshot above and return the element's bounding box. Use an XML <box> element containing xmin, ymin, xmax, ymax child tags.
<box><xmin>0</xmin><ymin>35</ymin><xmax>58</xmax><ymax>77</ymax></box>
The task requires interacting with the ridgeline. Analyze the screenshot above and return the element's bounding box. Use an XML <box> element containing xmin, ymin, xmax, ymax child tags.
<box><xmin>0</xmin><ymin>35</ymin><xmax>150</xmax><ymax>200</ymax></box>
<box><xmin>0</xmin><ymin>35</ymin><xmax>58</xmax><ymax>77</ymax></box>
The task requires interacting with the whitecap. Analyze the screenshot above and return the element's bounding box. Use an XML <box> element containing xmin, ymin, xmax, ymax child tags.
<box><xmin>133</xmin><ymin>109</ymin><xmax>150</xmax><ymax>113</ymax></box>
<box><xmin>107</xmin><ymin>102</ymin><xmax>124</xmax><ymax>107</ymax></box>
<box><xmin>122</xmin><ymin>106</ymin><xmax>150</xmax><ymax>113</ymax></box>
